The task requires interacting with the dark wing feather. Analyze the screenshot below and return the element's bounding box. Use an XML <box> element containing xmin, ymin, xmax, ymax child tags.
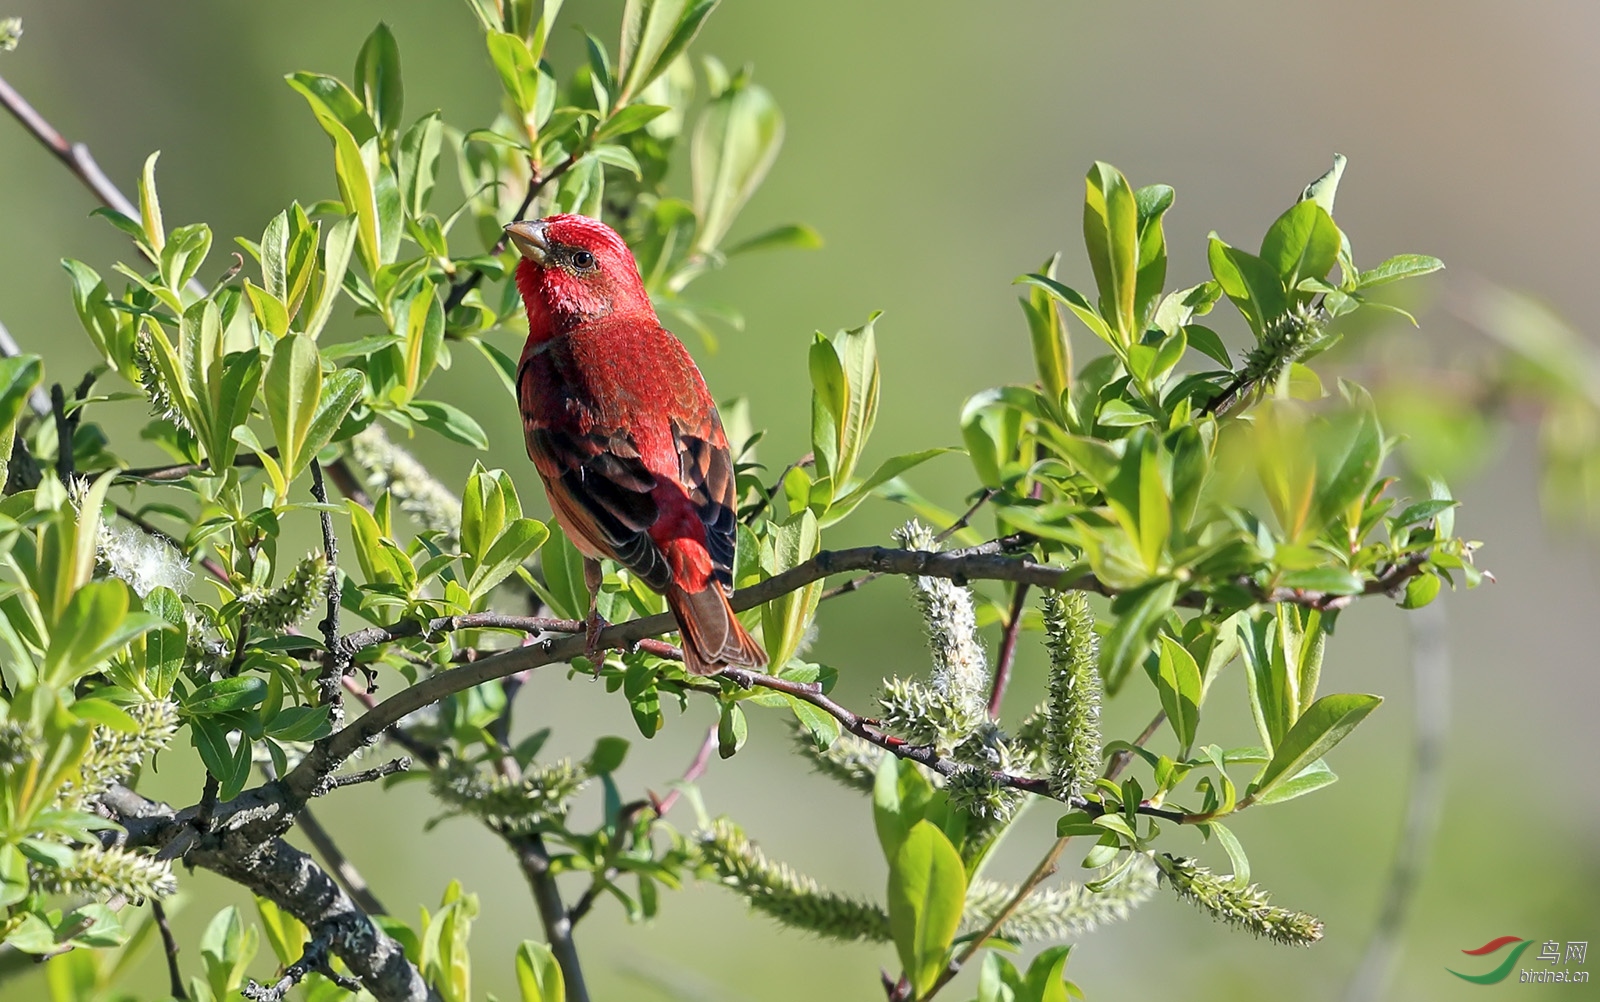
<box><xmin>527</xmin><ymin>425</ymin><xmax>673</xmax><ymax>591</ymax></box>
<box><xmin>672</xmin><ymin>415</ymin><xmax>738</xmax><ymax>591</ymax></box>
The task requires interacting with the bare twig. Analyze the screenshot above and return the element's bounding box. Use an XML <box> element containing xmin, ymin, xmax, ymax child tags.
<box><xmin>152</xmin><ymin>900</ymin><xmax>187</xmax><ymax>1000</ymax></box>
<box><xmin>512</xmin><ymin>834</ymin><xmax>592</xmax><ymax>1002</ymax></box>
<box><xmin>325</xmin><ymin>456</ymin><xmax>372</xmax><ymax>509</ymax></box>
<box><xmin>0</xmin><ymin>71</ymin><xmax>207</xmax><ymax>298</ymax></box>
<box><xmin>316</xmin><ymin>757</ymin><xmax>410</xmax><ymax>793</ymax></box>
<box><xmin>650</xmin><ymin>722</ymin><xmax>719</xmax><ymax>818</ymax></box>
<box><xmin>987</xmin><ymin>583</ymin><xmax>1030</xmax><ymax>718</ymax></box>
<box><xmin>296</xmin><ymin>807</ymin><xmax>389</xmax><ymax>918</ymax></box>
<box><xmin>442</xmin><ymin>151</ymin><xmax>584</xmax><ymax>314</ymax></box>
<box><xmin>1343</xmin><ymin>597</ymin><xmax>1450</xmax><ymax>1002</ymax></box>
<box><xmin>242</xmin><ymin>931</ymin><xmax>360</xmax><ymax>1001</ymax></box>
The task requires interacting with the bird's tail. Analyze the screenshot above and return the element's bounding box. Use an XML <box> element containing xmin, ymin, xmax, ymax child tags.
<box><xmin>666</xmin><ymin>584</ymin><xmax>767</xmax><ymax>676</ymax></box>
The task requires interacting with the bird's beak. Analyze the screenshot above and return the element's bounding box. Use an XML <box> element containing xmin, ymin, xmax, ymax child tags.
<box><xmin>504</xmin><ymin>220</ymin><xmax>550</xmax><ymax>265</ymax></box>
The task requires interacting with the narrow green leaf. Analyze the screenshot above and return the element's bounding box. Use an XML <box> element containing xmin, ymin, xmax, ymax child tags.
<box><xmin>1083</xmin><ymin>162</ymin><xmax>1140</xmax><ymax>343</ymax></box>
<box><xmin>515</xmin><ymin>940</ymin><xmax>565</xmax><ymax>1002</ymax></box>
<box><xmin>887</xmin><ymin>821</ymin><xmax>967</xmax><ymax>999</ymax></box>
<box><xmin>1247</xmin><ymin>693</ymin><xmax>1381</xmax><ymax>804</ymax></box>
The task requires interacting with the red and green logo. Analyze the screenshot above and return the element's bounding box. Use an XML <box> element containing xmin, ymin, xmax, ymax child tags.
<box><xmin>1449</xmin><ymin>936</ymin><xmax>1534</xmax><ymax>984</ymax></box>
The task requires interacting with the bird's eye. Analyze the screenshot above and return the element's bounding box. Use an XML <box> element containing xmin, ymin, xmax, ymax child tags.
<box><xmin>571</xmin><ymin>249</ymin><xmax>596</xmax><ymax>270</ymax></box>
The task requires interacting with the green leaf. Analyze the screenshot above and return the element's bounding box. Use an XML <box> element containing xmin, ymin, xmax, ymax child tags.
<box><xmin>1101</xmin><ymin>579</ymin><xmax>1177</xmax><ymax>692</ymax></box>
<box><xmin>691</xmin><ymin>76</ymin><xmax>783</xmax><ymax>253</ymax></box>
<box><xmin>42</xmin><ymin>582</ymin><xmax>166</xmax><ymax>687</ymax></box>
<box><xmin>285</xmin><ymin>73</ymin><xmax>376</xmax><ymax>145</ymax></box>
<box><xmin>138</xmin><ymin>152</ymin><xmax>165</xmax><ymax>254</ymax></box>
<box><xmin>1150</xmin><ymin>636</ymin><xmax>1202</xmax><ymax>756</ymax></box>
<box><xmin>468</xmin><ymin>519</ymin><xmax>550</xmax><ymax>599</ymax></box>
<box><xmin>411</xmin><ymin>400</ymin><xmax>490</xmax><ymax>449</ymax></box>
<box><xmin>398</xmin><ymin>113</ymin><xmax>444</xmax><ymax>218</ymax></box>
<box><xmin>265</xmin><ymin>334</ymin><xmax>323</xmax><ymax>481</ymax></box>
<box><xmin>759</xmin><ymin>508</ymin><xmax>821</xmax><ymax>666</ymax></box>
<box><xmin>1247</xmin><ymin>693</ymin><xmax>1381</xmax><ymax>804</ymax></box>
<box><xmin>1021</xmin><ymin>944</ymin><xmax>1076</xmax><ymax>1002</ymax></box>
<box><xmin>1134</xmin><ymin>183</ymin><xmax>1175</xmax><ymax>329</ymax></box>
<box><xmin>305</xmin><ymin>216</ymin><xmax>358</xmax><ymax>341</ymax></box>
<box><xmin>873</xmin><ymin>756</ymin><xmax>935</xmax><ymax>858</ymax></box>
<box><xmin>1301</xmin><ymin>154</ymin><xmax>1346</xmax><ymax>214</ymax></box>
<box><xmin>184</xmin><ymin>677</ymin><xmax>268</xmax><ymax>717</ymax></box>
<box><xmin>515</xmin><ymin>940</ymin><xmax>565</xmax><ymax>1002</ymax></box>
<box><xmin>0</xmin><ymin>354</ymin><xmax>43</xmax><ymax>488</ymax></box>
<box><xmin>722</xmin><ymin>222</ymin><xmax>823</xmax><ymax>257</ymax></box>
<box><xmin>819</xmin><ymin>448</ymin><xmax>953</xmax><ymax>528</ymax></box>
<box><xmin>1021</xmin><ymin>255</ymin><xmax>1072</xmax><ymax>408</ymax></box>
<box><xmin>1250</xmin><ymin>757</ymin><xmax>1337</xmax><ymax>805</ymax></box>
<box><xmin>593</xmin><ymin>103</ymin><xmax>670</xmax><ymax>143</ymax></box>
<box><xmin>290</xmin><ymin>75</ymin><xmax>384</xmax><ymax>273</ymax></box>
<box><xmin>355</xmin><ymin>23</ymin><xmax>404</xmax><ymax>140</ymax></box>
<box><xmin>887</xmin><ymin>821</ymin><xmax>967</xmax><ymax>999</ymax></box>
<box><xmin>1356</xmin><ymin>253</ymin><xmax>1445</xmax><ymax>289</ymax></box>
<box><xmin>717</xmin><ymin>701</ymin><xmax>747</xmax><ymax>758</ymax></box>
<box><xmin>623</xmin><ymin>660</ymin><xmax>662</xmax><ymax>737</ymax></box>
<box><xmin>1083</xmin><ymin>162</ymin><xmax>1140</xmax><ymax>343</ymax></box>
<box><xmin>1208</xmin><ymin>235</ymin><xmax>1288</xmax><ymax>338</ymax></box>
<box><xmin>617</xmin><ymin>0</ymin><xmax>718</xmax><ymax>102</ymax></box>
<box><xmin>1207</xmin><ymin>820</ymin><xmax>1250</xmax><ymax>887</ymax></box>
<box><xmin>1260</xmin><ymin>199</ymin><xmax>1341</xmax><ymax>289</ymax></box>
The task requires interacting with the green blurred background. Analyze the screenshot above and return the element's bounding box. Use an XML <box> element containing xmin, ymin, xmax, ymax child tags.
<box><xmin>2</xmin><ymin>1</ymin><xmax>1597</xmax><ymax>999</ymax></box>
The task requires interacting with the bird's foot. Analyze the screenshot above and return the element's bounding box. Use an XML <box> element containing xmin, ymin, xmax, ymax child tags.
<box><xmin>583</xmin><ymin>611</ymin><xmax>612</xmax><ymax>677</ymax></box>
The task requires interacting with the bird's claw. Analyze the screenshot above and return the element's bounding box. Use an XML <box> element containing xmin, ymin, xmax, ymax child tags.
<box><xmin>583</xmin><ymin>612</ymin><xmax>611</xmax><ymax>677</ymax></box>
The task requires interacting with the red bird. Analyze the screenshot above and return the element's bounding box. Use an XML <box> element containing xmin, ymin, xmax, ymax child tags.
<box><xmin>505</xmin><ymin>214</ymin><xmax>767</xmax><ymax>676</ymax></box>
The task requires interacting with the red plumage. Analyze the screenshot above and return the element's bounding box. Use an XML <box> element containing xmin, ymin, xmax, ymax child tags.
<box><xmin>506</xmin><ymin>214</ymin><xmax>766</xmax><ymax>675</ymax></box>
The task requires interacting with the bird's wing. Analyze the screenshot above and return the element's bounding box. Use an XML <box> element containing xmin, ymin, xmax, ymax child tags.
<box><xmin>525</xmin><ymin>423</ymin><xmax>673</xmax><ymax>592</ymax></box>
<box><xmin>670</xmin><ymin>413</ymin><xmax>738</xmax><ymax>592</ymax></box>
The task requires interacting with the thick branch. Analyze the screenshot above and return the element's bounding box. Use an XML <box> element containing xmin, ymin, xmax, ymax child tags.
<box><xmin>101</xmin><ymin>786</ymin><xmax>437</xmax><ymax>1002</ymax></box>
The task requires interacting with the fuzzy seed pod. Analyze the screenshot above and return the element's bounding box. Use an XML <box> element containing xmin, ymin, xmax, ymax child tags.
<box><xmin>877</xmin><ymin>676</ymin><xmax>984</xmax><ymax>753</ymax></box>
<box><xmin>430</xmin><ymin>758</ymin><xmax>588</xmax><ymax>835</ymax></box>
<box><xmin>1042</xmin><ymin>591</ymin><xmax>1102</xmax><ymax>801</ymax></box>
<box><xmin>34</xmin><ymin>844</ymin><xmax>176</xmax><ymax>901</ymax></box>
<box><xmin>132</xmin><ymin>331</ymin><xmax>191</xmax><ymax>434</ymax></box>
<box><xmin>697</xmin><ymin>820</ymin><xmax>891</xmax><ymax>943</ymax></box>
<box><xmin>790</xmin><ymin>726</ymin><xmax>884</xmax><ymax>794</ymax></box>
<box><xmin>347</xmin><ymin>424</ymin><xmax>462</xmax><ymax>545</ymax></box>
<box><xmin>963</xmin><ymin>859</ymin><xmax>1157</xmax><ymax>941</ymax></box>
<box><xmin>1240</xmin><ymin>306</ymin><xmax>1327</xmax><ymax>393</ymax></box>
<box><xmin>74</xmin><ymin>700</ymin><xmax>179</xmax><ymax>803</ymax></box>
<box><xmin>892</xmin><ymin>520</ymin><xmax>990</xmax><ymax>718</ymax></box>
<box><xmin>242</xmin><ymin>554</ymin><xmax>328</xmax><ymax>632</ymax></box>
<box><xmin>99</xmin><ymin>519</ymin><xmax>194</xmax><ymax>597</ymax></box>
<box><xmin>1158</xmin><ymin>854</ymin><xmax>1324</xmax><ymax>946</ymax></box>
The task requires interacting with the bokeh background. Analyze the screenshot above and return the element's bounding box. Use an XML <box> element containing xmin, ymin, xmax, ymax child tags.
<box><xmin>3</xmin><ymin>1</ymin><xmax>1598</xmax><ymax>999</ymax></box>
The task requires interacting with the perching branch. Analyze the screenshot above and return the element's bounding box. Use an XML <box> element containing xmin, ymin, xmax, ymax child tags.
<box><xmin>308</xmin><ymin>460</ymin><xmax>347</xmax><ymax>717</ymax></box>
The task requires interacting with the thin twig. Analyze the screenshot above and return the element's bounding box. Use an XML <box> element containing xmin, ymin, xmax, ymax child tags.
<box><xmin>513</xmin><ymin>833</ymin><xmax>592</xmax><ymax>1002</ymax></box>
<box><xmin>152</xmin><ymin>900</ymin><xmax>187</xmax><ymax>1000</ymax></box>
<box><xmin>933</xmin><ymin>487</ymin><xmax>998</xmax><ymax>545</ymax></box>
<box><xmin>316</xmin><ymin>756</ymin><xmax>410</xmax><ymax>793</ymax></box>
<box><xmin>987</xmin><ymin>583</ymin><xmax>1030</xmax><ymax>718</ymax></box>
<box><xmin>651</xmin><ymin>722</ymin><xmax>719</xmax><ymax>818</ymax></box>
<box><xmin>740</xmin><ymin>451</ymin><xmax>812</xmax><ymax>526</ymax></box>
<box><xmin>443</xmin><ymin>151</ymin><xmax>584</xmax><ymax>313</ymax></box>
<box><xmin>309</xmin><ymin>460</ymin><xmax>346</xmax><ymax>718</ymax></box>
<box><xmin>296</xmin><ymin>806</ymin><xmax>389</xmax><ymax>917</ymax></box>
<box><xmin>0</xmin><ymin>70</ymin><xmax>207</xmax><ymax>298</ymax></box>
<box><xmin>1343</xmin><ymin>598</ymin><xmax>1450</xmax><ymax>1002</ymax></box>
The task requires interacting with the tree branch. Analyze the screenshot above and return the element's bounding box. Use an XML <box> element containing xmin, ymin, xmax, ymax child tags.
<box><xmin>510</xmin><ymin>833</ymin><xmax>591</xmax><ymax>1002</ymax></box>
<box><xmin>0</xmin><ymin>70</ymin><xmax>207</xmax><ymax>298</ymax></box>
<box><xmin>988</xmin><ymin>583</ymin><xmax>1030</xmax><ymax>718</ymax></box>
<box><xmin>152</xmin><ymin>899</ymin><xmax>187</xmax><ymax>1000</ymax></box>
<box><xmin>101</xmin><ymin>786</ymin><xmax>438</xmax><ymax>1002</ymax></box>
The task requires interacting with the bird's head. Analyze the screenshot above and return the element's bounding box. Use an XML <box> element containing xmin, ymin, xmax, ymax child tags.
<box><xmin>505</xmin><ymin>215</ymin><xmax>653</xmax><ymax>339</ymax></box>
